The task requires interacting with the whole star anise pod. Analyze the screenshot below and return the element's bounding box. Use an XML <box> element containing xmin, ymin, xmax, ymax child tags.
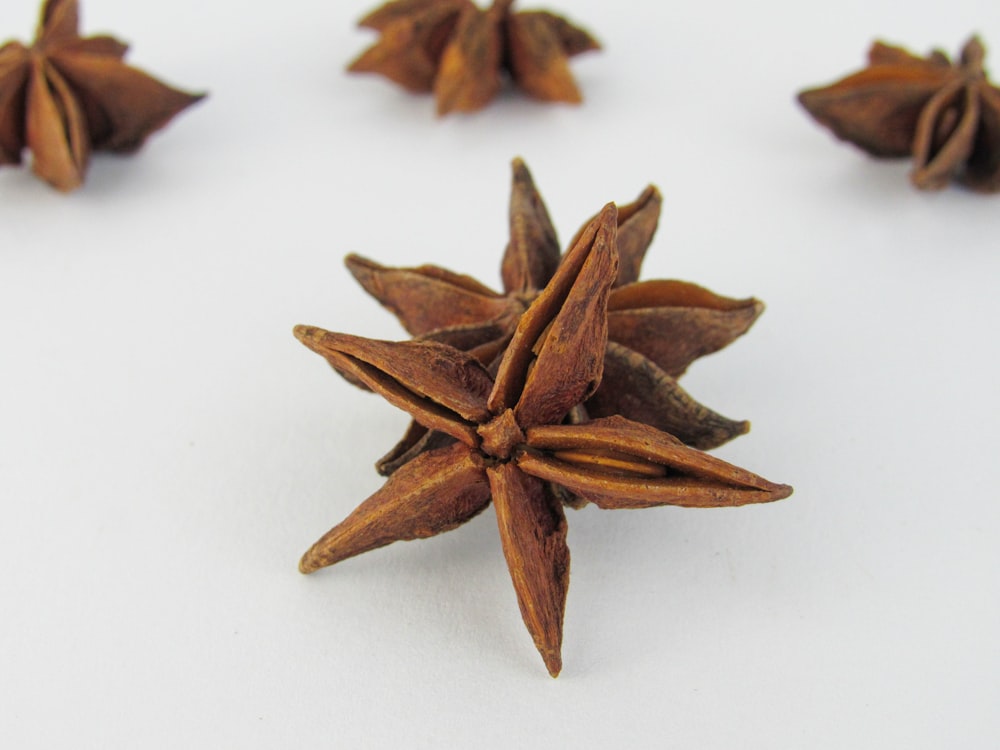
<box><xmin>0</xmin><ymin>0</ymin><xmax>203</xmax><ymax>191</ymax></box>
<box><xmin>344</xmin><ymin>159</ymin><xmax>764</xmax><ymax>476</ymax></box>
<box><xmin>798</xmin><ymin>36</ymin><xmax>1000</xmax><ymax>192</ymax></box>
<box><xmin>294</xmin><ymin>205</ymin><xmax>792</xmax><ymax>676</ymax></box>
<box><xmin>348</xmin><ymin>0</ymin><xmax>599</xmax><ymax>115</ymax></box>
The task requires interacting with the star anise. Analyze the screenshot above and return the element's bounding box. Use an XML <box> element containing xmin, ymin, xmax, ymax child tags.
<box><xmin>798</xmin><ymin>36</ymin><xmax>1000</xmax><ymax>192</ymax></box>
<box><xmin>344</xmin><ymin>159</ymin><xmax>764</xmax><ymax>476</ymax></box>
<box><xmin>348</xmin><ymin>0</ymin><xmax>599</xmax><ymax>115</ymax></box>
<box><xmin>295</xmin><ymin>204</ymin><xmax>792</xmax><ymax>676</ymax></box>
<box><xmin>0</xmin><ymin>0</ymin><xmax>203</xmax><ymax>191</ymax></box>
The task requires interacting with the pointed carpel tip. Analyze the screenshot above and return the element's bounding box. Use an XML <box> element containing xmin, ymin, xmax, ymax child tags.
<box><xmin>598</xmin><ymin>201</ymin><xmax>618</xmax><ymax>223</ymax></box>
<box><xmin>543</xmin><ymin>651</ymin><xmax>563</xmax><ymax>678</ymax></box>
<box><xmin>293</xmin><ymin>325</ymin><xmax>326</xmax><ymax>350</ymax></box>
<box><xmin>435</xmin><ymin>94</ymin><xmax>457</xmax><ymax>117</ymax></box>
<box><xmin>173</xmin><ymin>90</ymin><xmax>208</xmax><ymax>109</ymax></box>
<box><xmin>771</xmin><ymin>483</ymin><xmax>795</xmax><ymax>501</ymax></box>
<box><xmin>619</xmin><ymin>185</ymin><xmax>663</xmax><ymax>228</ymax></box>
<box><xmin>53</xmin><ymin>179</ymin><xmax>82</xmax><ymax>194</ymax></box>
<box><xmin>740</xmin><ymin>298</ymin><xmax>766</xmax><ymax>327</ymax></box>
<box><xmin>796</xmin><ymin>88</ymin><xmax>817</xmax><ymax>110</ymax></box>
<box><xmin>595</xmin><ymin>203</ymin><xmax>619</xmax><ymax>239</ymax></box>
<box><xmin>910</xmin><ymin>166</ymin><xmax>949</xmax><ymax>192</ymax></box>
<box><xmin>299</xmin><ymin>552</ymin><xmax>323</xmax><ymax>574</ymax></box>
<box><xmin>343</xmin><ymin>253</ymin><xmax>376</xmax><ymax>278</ymax></box>
<box><xmin>510</xmin><ymin>157</ymin><xmax>534</xmax><ymax>186</ymax></box>
<box><xmin>642</xmin><ymin>184</ymin><xmax>663</xmax><ymax>204</ymax></box>
<box><xmin>962</xmin><ymin>35</ymin><xmax>985</xmax><ymax>65</ymax></box>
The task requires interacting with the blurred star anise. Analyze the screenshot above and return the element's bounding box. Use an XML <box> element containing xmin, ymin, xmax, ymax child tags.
<box><xmin>345</xmin><ymin>159</ymin><xmax>764</xmax><ymax>476</ymax></box>
<box><xmin>295</xmin><ymin>205</ymin><xmax>792</xmax><ymax>677</ymax></box>
<box><xmin>348</xmin><ymin>0</ymin><xmax>599</xmax><ymax>115</ymax></box>
<box><xmin>0</xmin><ymin>0</ymin><xmax>203</xmax><ymax>191</ymax></box>
<box><xmin>798</xmin><ymin>36</ymin><xmax>1000</xmax><ymax>192</ymax></box>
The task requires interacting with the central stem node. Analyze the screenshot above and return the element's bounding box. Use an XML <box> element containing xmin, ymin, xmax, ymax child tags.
<box><xmin>477</xmin><ymin>408</ymin><xmax>525</xmax><ymax>460</ymax></box>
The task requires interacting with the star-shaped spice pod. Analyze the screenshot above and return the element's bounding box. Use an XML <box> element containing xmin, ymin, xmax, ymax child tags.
<box><xmin>798</xmin><ymin>36</ymin><xmax>1000</xmax><ymax>192</ymax></box>
<box><xmin>345</xmin><ymin>159</ymin><xmax>765</xmax><ymax>477</ymax></box>
<box><xmin>0</xmin><ymin>0</ymin><xmax>203</xmax><ymax>191</ymax></box>
<box><xmin>348</xmin><ymin>0</ymin><xmax>599</xmax><ymax>115</ymax></box>
<box><xmin>295</xmin><ymin>204</ymin><xmax>792</xmax><ymax>677</ymax></box>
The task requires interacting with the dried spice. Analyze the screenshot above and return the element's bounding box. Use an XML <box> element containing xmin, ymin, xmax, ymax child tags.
<box><xmin>348</xmin><ymin>0</ymin><xmax>599</xmax><ymax>115</ymax></box>
<box><xmin>798</xmin><ymin>36</ymin><xmax>1000</xmax><ymax>192</ymax></box>
<box><xmin>0</xmin><ymin>0</ymin><xmax>203</xmax><ymax>191</ymax></box>
<box><xmin>345</xmin><ymin>159</ymin><xmax>764</xmax><ymax>476</ymax></box>
<box><xmin>295</xmin><ymin>205</ymin><xmax>792</xmax><ymax>676</ymax></box>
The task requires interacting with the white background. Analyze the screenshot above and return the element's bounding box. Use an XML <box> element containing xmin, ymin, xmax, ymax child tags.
<box><xmin>2</xmin><ymin>0</ymin><xmax>999</xmax><ymax>747</ymax></box>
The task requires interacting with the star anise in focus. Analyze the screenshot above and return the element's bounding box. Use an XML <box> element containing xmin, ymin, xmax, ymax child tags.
<box><xmin>344</xmin><ymin>159</ymin><xmax>765</xmax><ymax>476</ymax></box>
<box><xmin>798</xmin><ymin>36</ymin><xmax>1000</xmax><ymax>192</ymax></box>
<box><xmin>295</xmin><ymin>204</ymin><xmax>792</xmax><ymax>676</ymax></box>
<box><xmin>348</xmin><ymin>0</ymin><xmax>599</xmax><ymax>115</ymax></box>
<box><xmin>0</xmin><ymin>0</ymin><xmax>203</xmax><ymax>191</ymax></box>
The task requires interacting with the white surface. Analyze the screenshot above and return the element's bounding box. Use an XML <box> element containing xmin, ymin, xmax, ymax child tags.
<box><xmin>2</xmin><ymin>0</ymin><xmax>999</xmax><ymax>747</ymax></box>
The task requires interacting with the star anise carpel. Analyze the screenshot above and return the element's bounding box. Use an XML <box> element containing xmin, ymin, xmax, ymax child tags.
<box><xmin>294</xmin><ymin>204</ymin><xmax>792</xmax><ymax>677</ymax></box>
<box><xmin>347</xmin><ymin>0</ymin><xmax>600</xmax><ymax>115</ymax></box>
<box><xmin>343</xmin><ymin>159</ymin><xmax>765</xmax><ymax>476</ymax></box>
<box><xmin>798</xmin><ymin>35</ymin><xmax>1000</xmax><ymax>192</ymax></box>
<box><xmin>0</xmin><ymin>0</ymin><xmax>203</xmax><ymax>191</ymax></box>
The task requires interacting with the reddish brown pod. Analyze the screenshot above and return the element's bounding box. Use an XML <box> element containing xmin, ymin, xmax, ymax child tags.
<box><xmin>294</xmin><ymin>205</ymin><xmax>792</xmax><ymax>677</ymax></box>
<box><xmin>0</xmin><ymin>0</ymin><xmax>204</xmax><ymax>191</ymax></box>
<box><xmin>798</xmin><ymin>36</ymin><xmax>1000</xmax><ymax>192</ymax></box>
<box><xmin>347</xmin><ymin>0</ymin><xmax>600</xmax><ymax>115</ymax></box>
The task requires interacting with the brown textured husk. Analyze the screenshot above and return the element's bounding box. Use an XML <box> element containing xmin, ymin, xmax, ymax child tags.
<box><xmin>489</xmin><ymin>462</ymin><xmax>568</xmax><ymax>677</ymax></box>
<box><xmin>0</xmin><ymin>0</ymin><xmax>203</xmax><ymax>191</ymax></box>
<box><xmin>519</xmin><ymin>416</ymin><xmax>792</xmax><ymax>509</ymax></box>
<box><xmin>586</xmin><ymin>342</ymin><xmax>750</xmax><ymax>451</ymax></box>
<box><xmin>296</xmin><ymin>205</ymin><xmax>792</xmax><ymax>676</ymax></box>
<box><xmin>798</xmin><ymin>36</ymin><xmax>1000</xmax><ymax>192</ymax></box>
<box><xmin>299</xmin><ymin>443</ymin><xmax>491</xmax><ymax>573</ymax></box>
<box><xmin>348</xmin><ymin>0</ymin><xmax>599</xmax><ymax>114</ymax></box>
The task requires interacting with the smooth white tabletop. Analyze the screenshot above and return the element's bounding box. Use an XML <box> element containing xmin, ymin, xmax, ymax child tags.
<box><xmin>2</xmin><ymin>1</ymin><xmax>998</xmax><ymax>747</ymax></box>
